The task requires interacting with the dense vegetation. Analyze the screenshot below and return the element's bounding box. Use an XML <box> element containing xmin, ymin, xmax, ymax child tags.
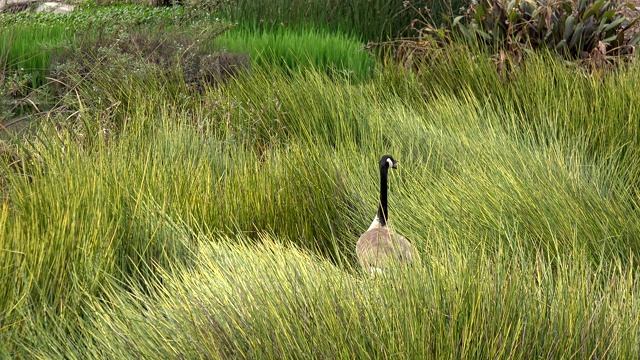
<box><xmin>2</xmin><ymin>0</ymin><xmax>640</xmax><ymax>358</ymax></box>
<box><xmin>214</xmin><ymin>0</ymin><xmax>462</xmax><ymax>41</ymax></box>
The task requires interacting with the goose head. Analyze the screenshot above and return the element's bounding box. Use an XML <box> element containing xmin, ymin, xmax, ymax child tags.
<box><xmin>380</xmin><ymin>155</ymin><xmax>398</xmax><ymax>171</ymax></box>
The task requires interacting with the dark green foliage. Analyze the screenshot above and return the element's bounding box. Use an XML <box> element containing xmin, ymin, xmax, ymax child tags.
<box><xmin>451</xmin><ymin>0</ymin><xmax>640</xmax><ymax>63</ymax></box>
<box><xmin>216</xmin><ymin>0</ymin><xmax>465</xmax><ymax>41</ymax></box>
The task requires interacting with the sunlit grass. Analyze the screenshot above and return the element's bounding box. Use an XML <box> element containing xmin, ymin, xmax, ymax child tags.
<box><xmin>2</xmin><ymin>46</ymin><xmax>640</xmax><ymax>357</ymax></box>
<box><xmin>21</xmin><ymin>234</ymin><xmax>640</xmax><ymax>359</ymax></box>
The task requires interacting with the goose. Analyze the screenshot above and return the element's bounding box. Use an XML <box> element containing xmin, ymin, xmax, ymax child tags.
<box><xmin>356</xmin><ymin>155</ymin><xmax>418</xmax><ymax>274</ymax></box>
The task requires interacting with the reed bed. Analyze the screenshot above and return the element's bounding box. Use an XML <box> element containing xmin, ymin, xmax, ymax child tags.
<box><xmin>217</xmin><ymin>26</ymin><xmax>375</xmax><ymax>79</ymax></box>
<box><xmin>215</xmin><ymin>0</ymin><xmax>464</xmax><ymax>40</ymax></box>
<box><xmin>1</xmin><ymin>27</ymin><xmax>640</xmax><ymax>358</ymax></box>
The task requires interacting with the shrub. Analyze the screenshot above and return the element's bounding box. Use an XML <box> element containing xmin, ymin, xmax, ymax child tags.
<box><xmin>380</xmin><ymin>0</ymin><xmax>640</xmax><ymax>72</ymax></box>
<box><xmin>451</xmin><ymin>0</ymin><xmax>640</xmax><ymax>65</ymax></box>
<box><xmin>51</xmin><ymin>24</ymin><xmax>248</xmax><ymax>100</ymax></box>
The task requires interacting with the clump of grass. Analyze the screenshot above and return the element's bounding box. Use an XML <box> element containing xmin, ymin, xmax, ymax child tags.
<box><xmin>24</xmin><ymin>234</ymin><xmax>640</xmax><ymax>358</ymax></box>
<box><xmin>0</xmin><ymin>24</ymin><xmax>71</xmax><ymax>89</ymax></box>
<box><xmin>216</xmin><ymin>26</ymin><xmax>375</xmax><ymax>80</ymax></box>
<box><xmin>0</xmin><ymin>124</ymin><xmax>194</xmax><ymax>336</ymax></box>
<box><xmin>414</xmin><ymin>48</ymin><xmax>640</xmax><ymax>197</ymax></box>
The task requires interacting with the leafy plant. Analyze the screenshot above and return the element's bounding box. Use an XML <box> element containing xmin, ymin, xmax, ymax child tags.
<box><xmin>451</xmin><ymin>0</ymin><xmax>640</xmax><ymax>64</ymax></box>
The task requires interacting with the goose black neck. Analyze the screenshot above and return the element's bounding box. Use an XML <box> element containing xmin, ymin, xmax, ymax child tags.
<box><xmin>377</xmin><ymin>165</ymin><xmax>389</xmax><ymax>227</ymax></box>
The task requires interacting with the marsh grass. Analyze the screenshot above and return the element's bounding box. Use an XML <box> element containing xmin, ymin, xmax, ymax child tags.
<box><xmin>22</xmin><ymin>235</ymin><xmax>640</xmax><ymax>359</ymax></box>
<box><xmin>216</xmin><ymin>26</ymin><xmax>375</xmax><ymax>80</ymax></box>
<box><xmin>2</xmin><ymin>45</ymin><xmax>640</xmax><ymax>357</ymax></box>
<box><xmin>216</xmin><ymin>0</ymin><xmax>464</xmax><ymax>41</ymax></box>
<box><xmin>0</xmin><ymin>24</ymin><xmax>71</xmax><ymax>89</ymax></box>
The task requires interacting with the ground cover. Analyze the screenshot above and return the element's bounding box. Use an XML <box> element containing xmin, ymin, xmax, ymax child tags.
<box><xmin>1</xmin><ymin>1</ymin><xmax>640</xmax><ymax>358</ymax></box>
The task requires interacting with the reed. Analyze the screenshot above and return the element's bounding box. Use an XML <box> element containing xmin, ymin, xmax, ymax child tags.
<box><xmin>216</xmin><ymin>0</ymin><xmax>464</xmax><ymax>41</ymax></box>
<box><xmin>216</xmin><ymin>26</ymin><xmax>375</xmax><ymax>80</ymax></box>
<box><xmin>2</xmin><ymin>35</ymin><xmax>640</xmax><ymax>357</ymax></box>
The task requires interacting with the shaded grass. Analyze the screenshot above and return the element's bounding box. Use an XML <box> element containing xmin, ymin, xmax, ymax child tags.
<box><xmin>215</xmin><ymin>0</ymin><xmax>464</xmax><ymax>41</ymax></box>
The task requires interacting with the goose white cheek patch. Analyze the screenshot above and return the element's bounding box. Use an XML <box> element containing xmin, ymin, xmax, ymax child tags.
<box><xmin>387</xmin><ymin>158</ymin><xmax>394</xmax><ymax>168</ymax></box>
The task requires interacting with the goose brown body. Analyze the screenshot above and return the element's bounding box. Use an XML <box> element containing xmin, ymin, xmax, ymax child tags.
<box><xmin>356</xmin><ymin>155</ymin><xmax>419</xmax><ymax>274</ymax></box>
<box><xmin>356</xmin><ymin>225</ymin><xmax>417</xmax><ymax>272</ymax></box>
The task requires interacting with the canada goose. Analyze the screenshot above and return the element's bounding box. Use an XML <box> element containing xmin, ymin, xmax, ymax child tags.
<box><xmin>356</xmin><ymin>155</ymin><xmax>418</xmax><ymax>274</ymax></box>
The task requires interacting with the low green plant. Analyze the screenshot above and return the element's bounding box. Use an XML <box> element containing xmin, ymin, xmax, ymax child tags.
<box><xmin>0</xmin><ymin>4</ymin><xmax>185</xmax><ymax>30</ymax></box>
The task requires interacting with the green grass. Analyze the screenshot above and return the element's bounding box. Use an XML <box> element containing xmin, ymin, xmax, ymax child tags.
<box><xmin>0</xmin><ymin>24</ymin><xmax>72</xmax><ymax>89</ymax></box>
<box><xmin>2</xmin><ymin>43</ymin><xmax>640</xmax><ymax>357</ymax></box>
<box><xmin>216</xmin><ymin>0</ymin><xmax>465</xmax><ymax>41</ymax></box>
<box><xmin>216</xmin><ymin>26</ymin><xmax>376</xmax><ymax>80</ymax></box>
<box><xmin>0</xmin><ymin>4</ymin><xmax>186</xmax><ymax>89</ymax></box>
<box><xmin>48</xmin><ymin>238</ymin><xmax>640</xmax><ymax>358</ymax></box>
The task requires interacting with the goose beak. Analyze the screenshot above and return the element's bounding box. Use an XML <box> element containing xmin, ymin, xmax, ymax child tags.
<box><xmin>392</xmin><ymin>162</ymin><xmax>398</xmax><ymax>169</ymax></box>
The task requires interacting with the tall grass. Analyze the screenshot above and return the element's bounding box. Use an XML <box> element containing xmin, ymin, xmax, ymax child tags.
<box><xmin>0</xmin><ymin>24</ymin><xmax>71</xmax><ymax>89</ymax></box>
<box><xmin>18</xmin><ymin>235</ymin><xmax>640</xmax><ymax>358</ymax></box>
<box><xmin>410</xmin><ymin>47</ymin><xmax>640</xmax><ymax>198</ymax></box>
<box><xmin>216</xmin><ymin>0</ymin><xmax>464</xmax><ymax>41</ymax></box>
<box><xmin>2</xmin><ymin>48</ymin><xmax>640</xmax><ymax>356</ymax></box>
<box><xmin>216</xmin><ymin>26</ymin><xmax>375</xmax><ymax>79</ymax></box>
